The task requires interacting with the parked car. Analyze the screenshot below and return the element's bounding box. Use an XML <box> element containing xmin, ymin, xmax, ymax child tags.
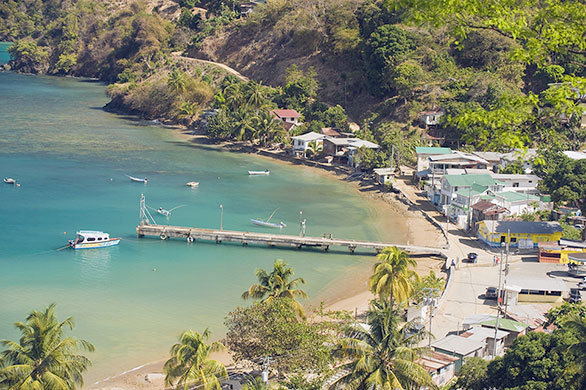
<box><xmin>577</xmin><ymin>280</ymin><xmax>586</xmax><ymax>290</ymax></box>
<box><xmin>466</xmin><ymin>252</ymin><xmax>478</xmax><ymax>263</ymax></box>
<box><xmin>485</xmin><ymin>287</ymin><xmax>499</xmax><ymax>299</ymax></box>
<box><xmin>569</xmin><ymin>288</ymin><xmax>582</xmax><ymax>303</ymax></box>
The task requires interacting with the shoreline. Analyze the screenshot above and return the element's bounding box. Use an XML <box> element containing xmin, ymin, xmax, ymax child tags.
<box><xmin>88</xmin><ymin>127</ymin><xmax>445</xmax><ymax>390</ymax></box>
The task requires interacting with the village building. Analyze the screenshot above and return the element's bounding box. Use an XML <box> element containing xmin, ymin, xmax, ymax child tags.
<box><xmin>538</xmin><ymin>239</ymin><xmax>586</xmax><ymax>263</ymax></box>
<box><xmin>472</xmin><ymin>151</ymin><xmax>504</xmax><ymax>172</ymax></box>
<box><xmin>415</xmin><ymin>146</ymin><xmax>452</xmax><ymax>172</ymax></box>
<box><xmin>291</xmin><ymin>132</ymin><xmax>325</xmax><ymax>154</ymax></box>
<box><xmin>440</xmin><ymin>173</ymin><xmax>501</xmax><ymax>212</ymax></box>
<box><xmin>471</xmin><ymin>200</ymin><xmax>508</xmax><ymax>225</ymax></box>
<box><xmin>431</xmin><ymin>335</ymin><xmax>485</xmax><ymax>372</ymax></box>
<box><xmin>417</xmin><ymin>352</ymin><xmax>458</xmax><ymax>387</ymax></box>
<box><xmin>322</xmin><ymin>137</ymin><xmax>380</xmax><ymax>166</ymax></box>
<box><xmin>492</xmin><ymin>191</ymin><xmax>542</xmax><ymax>215</ymax></box>
<box><xmin>460</xmin><ymin>326</ymin><xmax>509</xmax><ymax>357</ymax></box>
<box><xmin>490</xmin><ymin>173</ymin><xmax>540</xmax><ymax>194</ymax></box>
<box><xmin>504</xmin><ymin>276</ymin><xmax>568</xmax><ymax>305</ymax></box>
<box><xmin>271</xmin><ymin>109</ymin><xmax>302</xmax><ymax>131</ymax></box>
<box><xmin>419</xmin><ymin>109</ymin><xmax>444</xmax><ymax>127</ymax></box>
<box><xmin>477</xmin><ymin>220</ymin><xmax>564</xmax><ymax>248</ymax></box>
<box><xmin>320</xmin><ymin>127</ymin><xmax>342</xmax><ymax>138</ymax></box>
<box><xmin>479</xmin><ymin>317</ymin><xmax>529</xmax><ymax>346</ymax></box>
<box><xmin>373</xmin><ymin>168</ymin><xmax>395</xmax><ymax>185</ymax></box>
<box><xmin>499</xmin><ymin>149</ymin><xmax>538</xmax><ymax>173</ymax></box>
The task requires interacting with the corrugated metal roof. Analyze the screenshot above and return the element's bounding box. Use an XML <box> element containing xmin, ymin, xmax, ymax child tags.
<box><xmin>496</xmin><ymin>192</ymin><xmax>540</xmax><ymax>202</ymax></box>
<box><xmin>432</xmin><ymin>335</ymin><xmax>484</xmax><ymax>355</ymax></box>
<box><xmin>444</xmin><ymin>174</ymin><xmax>498</xmax><ymax>187</ymax></box>
<box><xmin>481</xmin><ymin>220</ymin><xmax>563</xmax><ymax>234</ymax></box>
<box><xmin>480</xmin><ymin>318</ymin><xmax>529</xmax><ymax>333</ymax></box>
<box><xmin>415</xmin><ymin>147</ymin><xmax>452</xmax><ymax>155</ymax></box>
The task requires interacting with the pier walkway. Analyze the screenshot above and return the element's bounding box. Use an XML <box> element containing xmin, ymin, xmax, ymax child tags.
<box><xmin>135</xmin><ymin>223</ymin><xmax>447</xmax><ymax>257</ymax></box>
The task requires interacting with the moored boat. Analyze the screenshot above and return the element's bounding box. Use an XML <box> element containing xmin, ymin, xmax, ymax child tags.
<box><xmin>3</xmin><ymin>177</ymin><xmax>16</xmax><ymax>184</ymax></box>
<box><xmin>127</xmin><ymin>175</ymin><xmax>148</xmax><ymax>183</ymax></box>
<box><xmin>251</xmin><ymin>219</ymin><xmax>286</xmax><ymax>228</ymax></box>
<box><xmin>68</xmin><ymin>230</ymin><xmax>121</xmax><ymax>249</ymax></box>
<box><xmin>186</xmin><ymin>181</ymin><xmax>199</xmax><ymax>187</ymax></box>
<box><xmin>248</xmin><ymin>170</ymin><xmax>270</xmax><ymax>175</ymax></box>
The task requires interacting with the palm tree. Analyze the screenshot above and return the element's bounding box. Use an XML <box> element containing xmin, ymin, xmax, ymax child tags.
<box><xmin>242</xmin><ymin>259</ymin><xmax>307</xmax><ymax>317</ymax></box>
<box><xmin>369</xmin><ymin>246</ymin><xmax>419</xmax><ymax>306</ymax></box>
<box><xmin>168</xmin><ymin>69</ymin><xmax>187</xmax><ymax>94</ymax></box>
<box><xmin>564</xmin><ymin>314</ymin><xmax>586</xmax><ymax>387</ymax></box>
<box><xmin>224</xmin><ymin>83</ymin><xmax>244</xmax><ymax>111</ymax></box>
<box><xmin>244</xmin><ymin>80</ymin><xmax>266</xmax><ymax>110</ymax></box>
<box><xmin>178</xmin><ymin>101</ymin><xmax>199</xmax><ymax>124</ymax></box>
<box><xmin>306</xmin><ymin>139</ymin><xmax>323</xmax><ymax>158</ymax></box>
<box><xmin>0</xmin><ymin>303</ymin><xmax>94</xmax><ymax>390</ymax></box>
<box><xmin>164</xmin><ymin>329</ymin><xmax>227</xmax><ymax>390</ymax></box>
<box><xmin>328</xmin><ymin>299</ymin><xmax>436</xmax><ymax>390</ymax></box>
<box><xmin>254</xmin><ymin>110</ymin><xmax>287</xmax><ymax>146</ymax></box>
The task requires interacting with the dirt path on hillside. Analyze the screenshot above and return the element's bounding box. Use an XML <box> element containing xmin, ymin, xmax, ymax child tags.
<box><xmin>171</xmin><ymin>52</ymin><xmax>249</xmax><ymax>81</ymax></box>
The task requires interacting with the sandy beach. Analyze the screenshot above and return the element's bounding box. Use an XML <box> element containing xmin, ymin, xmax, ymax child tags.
<box><xmin>88</xmin><ymin>129</ymin><xmax>445</xmax><ymax>390</ymax></box>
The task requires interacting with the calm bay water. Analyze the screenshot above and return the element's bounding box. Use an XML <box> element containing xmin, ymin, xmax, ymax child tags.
<box><xmin>0</xmin><ymin>72</ymin><xmax>404</xmax><ymax>382</ymax></box>
<box><xmin>0</xmin><ymin>42</ymin><xmax>11</xmax><ymax>64</ymax></box>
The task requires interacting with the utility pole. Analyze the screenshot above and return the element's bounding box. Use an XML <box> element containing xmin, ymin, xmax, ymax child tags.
<box><xmin>220</xmin><ymin>204</ymin><xmax>223</xmax><ymax>231</ymax></box>
<box><xmin>261</xmin><ymin>356</ymin><xmax>270</xmax><ymax>384</ymax></box>
<box><xmin>504</xmin><ymin>229</ymin><xmax>511</xmax><ymax>317</ymax></box>
<box><xmin>493</xmin><ymin>241</ymin><xmax>505</xmax><ymax>357</ymax></box>
<box><xmin>422</xmin><ymin>287</ymin><xmax>440</xmax><ymax>347</ymax></box>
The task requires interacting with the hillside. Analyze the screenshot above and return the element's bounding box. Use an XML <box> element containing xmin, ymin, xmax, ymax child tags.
<box><xmin>2</xmin><ymin>0</ymin><xmax>585</xmax><ymax>160</ymax></box>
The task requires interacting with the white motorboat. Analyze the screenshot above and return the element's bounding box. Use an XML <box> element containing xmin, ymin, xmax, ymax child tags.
<box><xmin>3</xmin><ymin>177</ymin><xmax>16</xmax><ymax>184</ymax></box>
<box><xmin>186</xmin><ymin>181</ymin><xmax>199</xmax><ymax>187</ymax></box>
<box><xmin>248</xmin><ymin>170</ymin><xmax>270</xmax><ymax>175</ymax></box>
<box><xmin>151</xmin><ymin>205</ymin><xmax>186</xmax><ymax>217</ymax></box>
<box><xmin>251</xmin><ymin>219</ymin><xmax>287</xmax><ymax>229</ymax></box>
<box><xmin>68</xmin><ymin>230</ymin><xmax>120</xmax><ymax>250</ymax></box>
<box><xmin>127</xmin><ymin>175</ymin><xmax>148</xmax><ymax>183</ymax></box>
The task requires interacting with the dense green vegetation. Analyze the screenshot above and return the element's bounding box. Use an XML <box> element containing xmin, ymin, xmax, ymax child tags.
<box><xmin>454</xmin><ymin>305</ymin><xmax>586</xmax><ymax>390</ymax></box>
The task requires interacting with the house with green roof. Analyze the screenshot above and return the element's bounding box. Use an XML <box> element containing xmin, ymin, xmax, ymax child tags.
<box><xmin>494</xmin><ymin>191</ymin><xmax>541</xmax><ymax>216</ymax></box>
<box><xmin>415</xmin><ymin>146</ymin><xmax>452</xmax><ymax>172</ymax></box>
<box><xmin>441</xmin><ymin>174</ymin><xmax>504</xmax><ymax>227</ymax></box>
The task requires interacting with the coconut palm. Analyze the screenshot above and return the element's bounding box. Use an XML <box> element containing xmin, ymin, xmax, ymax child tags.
<box><xmin>242</xmin><ymin>375</ymin><xmax>268</xmax><ymax>389</ymax></box>
<box><xmin>164</xmin><ymin>329</ymin><xmax>227</xmax><ymax>390</ymax></box>
<box><xmin>306</xmin><ymin>139</ymin><xmax>323</xmax><ymax>158</ymax></box>
<box><xmin>0</xmin><ymin>303</ymin><xmax>94</xmax><ymax>390</ymax></box>
<box><xmin>369</xmin><ymin>246</ymin><xmax>419</xmax><ymax>306</ymax></box>
<box><xmin>328</xmin><ymin>299</ymin><xmax>436</xmax><ymax>390</ymax></box>
<box><xmin>168</xmin><ymin>69</ymin><xmax>187</xmax><ymax>94</ymax></box>
<box><xmin>224</xmin><ymin>83</ymin><xmax>244</xmax><ymax>111</ymax></box>
<box><xmin>244</xmin><ymin>80</ymin><xmax>267</xmax><ymax>110</ymax></box>
<box><xmin>178</xmin><ymin>101</ymin><xmax>199</xmax><ymax>124</ymax></box>
<box><xmin>242</xmin><ymin>259</ymin><xmax>307</xmax><ymax>317</ymax></box>
<box><xmin>254</xmin><ymin>110</ymin><xmax>287</xmax><ymax>146</ymax></box>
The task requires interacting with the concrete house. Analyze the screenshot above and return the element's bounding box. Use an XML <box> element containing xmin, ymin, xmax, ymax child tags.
<box><xmin>432</xmin><ymin>335</ymin><xmax>484</xmax><ymax>372</ymax></box>
<box><xmin>490</xmin><ymin>173</ymin><xmax>540</xmax><ymax>194</ymax></box>
<box><xmin>493</xmin><ymin>191</ymin><xmax>542</xmax><ymax>215</ymax></box>
<box><xmin>418</xmin><ymin>352</ymin><xmax>458</xmax><ymax>387</ymax></box>
<box><xmin>505</xmin><ymin>276</ymin><xmax>568</xmax><ymax>304</ymax></box>
<box><xmin>419</xmin><ymin>109</ymin><xmax>444</xmax><ymax>127</ymax></box>
<box><xmin>323</xmin><ymin>138</ymin><xmax>379</xmax><ymax>166</ymax></box>
<box><xmin>440</xmin><ymin>174</ymin><xmax>501</xmax><ymax>208</ymax></box>
<box><xmin>373</xmin><ymin>168</ymin><xmax>395</xmax><ymax>185</ymax></box>
<box><xmin>460</xmin><ymin>326</ymin><xmax>509</xmax><ymax>357</ymax></box>
<box><xmin>291</xmin><ymin>132</ymin><xmax>325</xmax><ymax>153</ymax></box>
<box><xmin>477</xmin><ymin>220</ymin><xmax>564</xmax><ymax>248</ymax></box>
<box><xmin>271</xmin><ymin>109</ymin><xmax>301</xmax><ymax>131</ymax></box>
<box><xmin>415</xmin><ymin>146</ymin><xmax>452</xmax><ymax>172</ymax></box>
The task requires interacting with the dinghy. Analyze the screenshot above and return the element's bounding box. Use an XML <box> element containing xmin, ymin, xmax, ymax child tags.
<box><xmin>3</xmin><ymin>177</ymin><xmax>16</xmax><ymax>184</ymax></box>
<box><xmin>186</xmin><ymin>181</ymin><xmax>199</xmax><ymax>187</ymax></box>
<box><xmin>149</xmin><ymin>205</ymin><xmax>186</xmax><ymax>217</ymax></box>
<box><xmin>127</xmin><ymin>175</ymin><xmax>148</xmax><ymax>183</ymax></box>
<box><xmin>250</xmin><ymin>208</ymin><xmax>286</xmax><ymax>229</ymax></box>
<box><xmin>248</xmin><ymin>170</ymin><xmax>270</xmax><ymax>175</ymax></box>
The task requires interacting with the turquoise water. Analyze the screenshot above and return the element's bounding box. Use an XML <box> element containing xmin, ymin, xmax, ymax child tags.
<box><xmin>0</xmin><ymin>42</ymin><xmax>12</xmax><ymax>64</ymax></box>
<box><xmin>0</xmin><ymin>72</ymin><xmax>404</xmax><ymax>382</ymax></box>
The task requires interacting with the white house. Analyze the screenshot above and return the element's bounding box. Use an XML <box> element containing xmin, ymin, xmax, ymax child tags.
<box><xmin>373</xmin><ymin>168</ymin><xmax>395</xmax><ymax>185</ymax></box>
<box><xmin>499</xmin><ymin>149</ymin><xmax>538</xmax><ymax>173</ymax></box>
<box><xmin>271</xmin><ymin>109</ymin><xmax>302</xmax><ymax>131</ymax></box>
<box><xmin>419</xmin><ymin>109</ymin><xmax>444</xmax><ymax>127</ymax></box>
<box><xmin>493</xmin><ymin>191</ymin><xmax>542</xmax><ymax>216</ymax></box>
<box><xmin>428</xmin><ymin>151</ymin><xmax>489</xmax><ymax>177</ymax></box>
<box><xmin>490</xmin><ymin>173</ymin><xmax>540</xmax><ymax>194</ymax></box>
<box><xmin>415</xmin><ymin>146</ymin><xmax>452</xmax><ymax>172</ymax></box>
<box><xmin>291</xmin><ymin>132</ymin><xmax>325</xmax><ymax>152</ymax></box>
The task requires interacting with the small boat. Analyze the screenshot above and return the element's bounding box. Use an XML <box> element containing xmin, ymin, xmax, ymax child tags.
<box><xmin>251</xmin><ymin>208</ymin><xmax>286</xmax><ymax>229</ymax></box>
<box><xmin>68</xmin><ymin>230</ymin><xmax>120</xmax><ymax>250</ymax></box>
<box><xmin>3</xmin><ymin>177</ymin><xmax>16</xmax><ymax>184</ymax></box>
<box><xmin>251</xmin><ymin>219</ymin><xmax>287</xmax><ymax>229</ymax></box>
<box><xmin>150</xmin><ymin>205</ymin><xmax>186</xmax><ymax>217</ymax></box>
<box><xmin>186</xmin><ymin>181</ymin><xmax>199</xmax><ymax>187</ymax></box>
<box><xmin>248</xmin><ymin>170</ymin><xmax>270</xmax><ymax>175</ymax></box>
<box><xmin>127</xmin><ymin>175</ymin><xmax>148</xmax><ymax>183</ymax></box>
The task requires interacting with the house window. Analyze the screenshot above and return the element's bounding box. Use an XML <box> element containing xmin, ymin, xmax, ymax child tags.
<box><xmin>454</xmin><ymin>186</ymin><xmax>458</xmax><ymax>191</ymax></box>
<box><xmin>513</xmin><ymin>183</ymin><xmax>519</xmax><ymax>187</ymax></box>
<box><xmin>500</xmin><ymin>235</ymin><xmax>506</xmax><ymax>243</ymax></box>
<box><xmin>511</xmin><ymin>237</ymin><xmax>517</xmax><ymax>243</ymax></box>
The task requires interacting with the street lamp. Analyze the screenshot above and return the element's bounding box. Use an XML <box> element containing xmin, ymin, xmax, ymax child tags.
<box><xmin>220</xmin><ymin>204</ymin><xmax>223</xmax><ymax>231</ymax></box>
